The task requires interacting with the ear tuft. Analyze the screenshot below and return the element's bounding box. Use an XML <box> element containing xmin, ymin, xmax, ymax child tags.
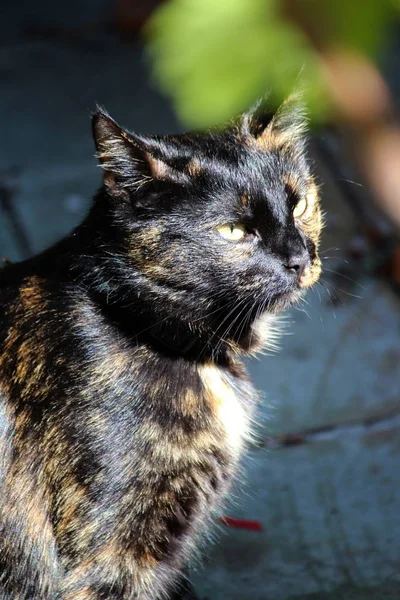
<box><xmin>268</xmin><ymin>93</ymin><xmax>307</xmax><ymax>141</ymax></box>
<box><xmin>91</xmin><ymin>108</ymin><xmax>185</xmax><ymax>195</ymax></box>
<box><xmin>92</xmin><ymin>108</ymin><xmax>120</xmax><ymax>151</ymax></box>
<box><xmin>92</xmin><ymin>109</ymin><xmax>141</xmax><ymax>189</ymax></box>
<box><xmin>241</xmin><ymin>94</ymin><xmax>307</xmax><ymax>151</ymax></box>
<box><xmin>240</xmin><ymin>96</ymin><xmax>274</xmax><ymax>138</ymax></box>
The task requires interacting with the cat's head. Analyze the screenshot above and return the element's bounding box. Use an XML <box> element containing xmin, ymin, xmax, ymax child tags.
<box><xmin>91</xmin><ymin>98</ymin><xmax>322</xmax><ymax>356</ymax></box>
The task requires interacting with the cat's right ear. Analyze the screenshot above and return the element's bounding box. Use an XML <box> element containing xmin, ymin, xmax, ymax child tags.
<box><xmin>240</xmin><ymin>94</ymin><xmax>307</xmax><ymax>152</ymax></box>
<box><xmin>92</xmin><ymin>109</ymin><xmax>175</xmax><ymax>196</ymax></box>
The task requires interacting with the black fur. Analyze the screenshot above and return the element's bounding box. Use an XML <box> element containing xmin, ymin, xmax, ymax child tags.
<box><xmin>0</xmin><ymin>98</ymin><xmax>322</xmax><ymax>599</ymax></box>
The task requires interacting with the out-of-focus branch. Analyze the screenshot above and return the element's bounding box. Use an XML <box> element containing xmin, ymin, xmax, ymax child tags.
<box><xmin>322</xmin><ymin>53</ymin><xmax>400</xmax><ymax>231</ymax></box>
<box><xmin>283</xmin><ymin>0</ymin><xmax>400</xmax><ymax>232</ymax></box>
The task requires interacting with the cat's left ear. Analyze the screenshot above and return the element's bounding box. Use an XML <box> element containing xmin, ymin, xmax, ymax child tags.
<box><xmin>92</xmin><ymin>109</ymin><xmax>182</xmax><ymax>196</ymax></box>
<box><xmin>241</xmin><ymin>94</ymin><xmax>307</xmax><ymax>151</ymax></box>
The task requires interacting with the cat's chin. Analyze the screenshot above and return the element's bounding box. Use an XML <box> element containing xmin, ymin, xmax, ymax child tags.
<box><xmin>266</xmin><ymin>288</ymin><xmax>304</xmax><ymax>313</ymax></box>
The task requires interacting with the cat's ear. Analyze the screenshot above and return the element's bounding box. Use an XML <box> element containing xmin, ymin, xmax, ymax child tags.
<box><xmin>92</xmin><ymin>109</ymin><xmax>179</xmax><ymax>195</ymax></box>
<box><xmin>241</xmin><ymin>94</ymin><xmax>307</xmax><ymax>151</ymax></box>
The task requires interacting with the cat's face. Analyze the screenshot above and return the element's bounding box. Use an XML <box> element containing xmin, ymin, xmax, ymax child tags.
<box><xmin>92</xmin><ymin>99</ymin><xmax>322</xmax><ymax>353</ymax></box>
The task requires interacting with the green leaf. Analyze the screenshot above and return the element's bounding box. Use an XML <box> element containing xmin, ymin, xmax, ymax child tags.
<box><xmin>145</xmin><ymin>0</ymin><xmax>395</xmax><ymax>127</ymax></box>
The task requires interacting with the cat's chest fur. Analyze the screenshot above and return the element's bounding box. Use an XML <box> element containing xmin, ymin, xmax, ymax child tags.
<box><xmin>77</xmin><ymin>319</ymin><xmax>255</xmax><ymax>496</ymax></box>
<box><xmin>49</xmin><ymin>300</ymin><xmax>257</xmax><ymax>597</ymax></box>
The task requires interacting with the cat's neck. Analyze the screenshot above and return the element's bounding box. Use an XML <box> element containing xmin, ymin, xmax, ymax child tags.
<box><xmin>82</xmin><ymin>283</ymin><xmax>234</xmax><ymax>364</ymax></box>
<box><xmin>0</xmin><ymin>198</ymin><xmax>248</xmax><ymax>365</ymax></box>
<box><xmin>47</xmin><ymin>199</ymin><xmax>234</xmax><ymax>362</ymax></box>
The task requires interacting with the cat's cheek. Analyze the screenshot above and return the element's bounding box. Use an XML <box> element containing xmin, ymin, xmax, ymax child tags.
<box><xmin>299</xmin><ymin>257</ymin><xmax>322</xmax><ymax>289</ymax></box>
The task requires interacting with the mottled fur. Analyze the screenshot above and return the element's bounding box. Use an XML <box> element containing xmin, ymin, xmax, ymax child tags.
<box><xmin>0</xmin><ymin>97</ymin><xmax>322</xmax><ymax>599</ymax></box>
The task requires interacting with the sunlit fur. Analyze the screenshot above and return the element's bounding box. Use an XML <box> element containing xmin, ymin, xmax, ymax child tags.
<box><xmin>0</xmin><ymin>97</ymin><xmax>322</xmax><ymax>600</ymax></box>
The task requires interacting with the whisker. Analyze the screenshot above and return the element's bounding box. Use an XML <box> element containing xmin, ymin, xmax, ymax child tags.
<box><xmin>327</xmin><ymin>285</ymin><xmax>363</xmax><ymax>300</ymax></box>
<box><xmin>337</xmin><ymin>178</ymin><xmax>363</xmax><ymax>187</ymax></box>
<box><xmin>323</xmin><ymin>267</ymin><xmax>365</xmax><ymax>290</ymax></box>
<box><xmin>316</xmin><ymin>280</ymin><xmax>338</xmax><ymax>318</ymax></box>
<box><xmin>212</xmin><ymin>298</ymin><xmax>249</xmax><ymax>359</ymax></box>
<box><xmin>322</xmin><ymin>256</ymin><xmax>349</xmax><ymax>264</ymax></box>
<box><xmin>239</xmin><ymin>294</ymin><xmax>262</xmax><ymax>349</ymax></box>
<box><xmin>320</xmin><ymin>246</ymin><xmax>341</xmax><ymax>253</ymax></box>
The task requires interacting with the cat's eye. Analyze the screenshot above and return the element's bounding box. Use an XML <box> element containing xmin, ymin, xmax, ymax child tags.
<box><xmin>217</xmin><ymin>223</ymin><xmax>247</xmax><ymax>241</ymax></box>
<box><xmin>293</xmin><ymin>197</ymin><xmax>308</xmax><ymax>219</ymax></box>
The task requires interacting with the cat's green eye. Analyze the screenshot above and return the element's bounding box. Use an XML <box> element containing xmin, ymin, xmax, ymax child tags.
<box><xmin>217</xmin><ymin>223</ymin><xmax>246</xmax><ymax>241</ymax></box>
<box><xmin>293</xmin><ymin>197</ymin><xmax>308</xmax><ymax>219</ymax></box>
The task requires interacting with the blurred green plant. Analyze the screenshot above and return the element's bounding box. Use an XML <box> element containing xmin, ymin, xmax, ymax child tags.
<box><xmin>145</xmin><ymin>0</ymin><xmax>397</xmax><ymax>127</ymax></box>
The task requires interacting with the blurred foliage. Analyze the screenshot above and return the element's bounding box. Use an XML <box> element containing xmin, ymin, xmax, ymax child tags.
<box><xmin>146</xmin><ymin>0</ymin><xmax>398</xmax><ymax>127</ymax></box>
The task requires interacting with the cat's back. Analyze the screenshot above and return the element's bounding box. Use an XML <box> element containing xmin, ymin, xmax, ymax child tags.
<box><xmin>0</xmin><ymin>257</ymin><xmax>54</xmax><ymax>342</ymax></box>
<box><xmin>0</xmin><ymin>261</ymin><xmax>26</xmax><ymax>338</ymax></box>
<box><xmin>0</xmin><ymin>259</ymin><xmax>65</xmax><ymax>395</ymax></box>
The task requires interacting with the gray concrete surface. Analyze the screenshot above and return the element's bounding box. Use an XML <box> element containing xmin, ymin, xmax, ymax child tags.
<box><xmin>1</xmin><ymin>6</ymin><xmax>399</xmax><ymax>599</ymax></box>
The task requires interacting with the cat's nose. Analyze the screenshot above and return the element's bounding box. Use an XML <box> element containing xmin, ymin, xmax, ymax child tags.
<box><xmin>284</xmin><ymin>252</ymin><xmax>310</xmax><ymax>280</ymax></box>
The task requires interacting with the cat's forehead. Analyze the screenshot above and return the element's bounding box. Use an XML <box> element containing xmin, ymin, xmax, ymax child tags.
<box><xmin>93</xmin><ymin>97</ymin><xmax>309</xmax><ymax>206</ymax></box>
<box><xmin>179</xmin><ymin>131</ymin><xmax>309</xmax><ymax>204</ymax></box>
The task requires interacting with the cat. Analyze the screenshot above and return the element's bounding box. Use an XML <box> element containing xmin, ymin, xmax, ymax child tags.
<box><xmin>0</xmin><ymin>97</ymin><xmax>322</xmax><ymax>600</ymax></box>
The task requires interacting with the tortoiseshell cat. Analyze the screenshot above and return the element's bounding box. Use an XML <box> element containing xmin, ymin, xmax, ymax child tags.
<box><xmin>0</xmin><ymin>98</ymin><xmax>322</xmax><ymax>600</ymax></box>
